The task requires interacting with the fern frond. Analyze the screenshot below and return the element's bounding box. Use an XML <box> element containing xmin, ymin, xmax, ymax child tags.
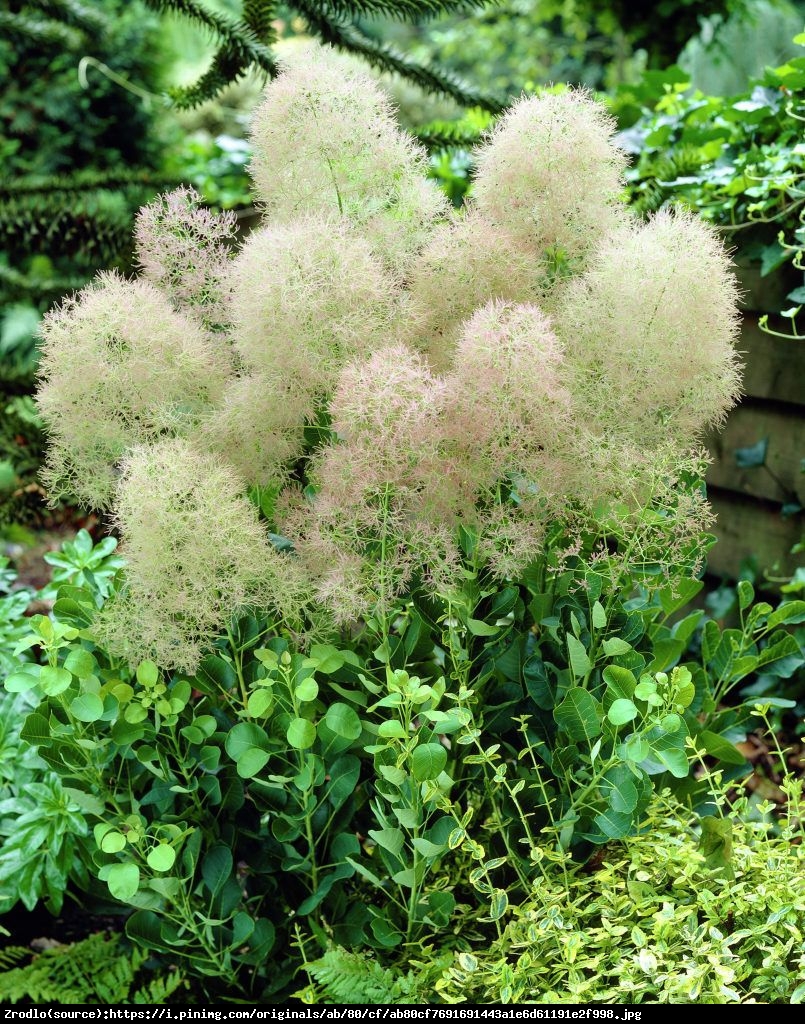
<box><xmin>0</xmin><ymin>948</ymin><xmax>28</xmax><ymax>972</ymax></box>
<box><xmin>0</xmin><ymin>933</ymin><xmax>181</xmax><ymax>1006</ymax></box>
<box><xmin>629</xmin><ymin>145</ymin><xmax>708</xmax><ymax>217</ymax></box>
<box><xmin>305</xmin><ymin>947</ymin><xmax>421</xmax><ymax>1004</ymax></box>
<box><xmin>132</xmin><ymin>969</ymin><xmax>185</xmax><ymax>1004</ymax></box>
<box><xmin>294</xmin><ymin>2</ymin><xmax>504</xmax><ymax>112</ymax></box>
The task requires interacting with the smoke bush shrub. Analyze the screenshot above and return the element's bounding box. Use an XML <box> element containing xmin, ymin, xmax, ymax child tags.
<box><xmin>36</xmin><ymin>48</ymin><xmax>742</xmax><ymax>654</ymax></box>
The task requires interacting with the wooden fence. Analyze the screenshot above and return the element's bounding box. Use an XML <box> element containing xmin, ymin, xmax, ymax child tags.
<box><xmin>704</xmin><ymin>261</ymin><xmax>805</xmax><ymax>581</ymax></box>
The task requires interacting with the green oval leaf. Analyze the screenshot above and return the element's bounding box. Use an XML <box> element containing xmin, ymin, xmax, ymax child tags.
<box><xmin>247</xmin><ymin>689</ymin><xmax>273</xmax><ymax>718</ymax></box>
<box><xmin>698</xmin><ymin>730</ymin><xmax>746</xmax><ymax>766</ymax></box>
<box><xmin>603</xmin><ymin>665</ymin><xmax>637</xmax><ymax>700</ymax></box>
<box><xmin>100</xmin><ymin>830</ymin><xmax>127</xmax><ymax>854</ymax></box>
<box><xmin>554</xmin><ymin>687</ymin><xmax>601</xmax><ymax>743</ymax></box>
<box><xmin>4</xmin><ymin>667</ymin><xmax>41</xmax><ymax>694</ymax></box>
<box><xmin>225</xmin><ymin>722</ymin><xmax>269</xmax><ymax>761</ymax></box>
<box><xmin>70</xmin><ymin>692</ymin><xmax>104</xmax><ymax>723</ymax></box>
<box><xmin>377</xmin><ymin>720</ymin><xmax>408</xmax><ymax>740</ymax></box>
<box><xmin>411</xmin><ymin>742</ymin><xmax>447</xmax><ymax>782</ymax></box>
<box><xmin>236</xmin><ymin>747</ymin><xmax>270</xmax><ymax>778</ymax></box>
<box><xmin>107</xmin><ymin>862</ymin><xmax>140</xmax><ymax>902</ymax></box>
<box><xmin>295</xmin><ymin>677</ymin><xmax>319</xmax><ymax>702</ymax></box>
<box><xmin>146</xmin><ymin>845</ymin><xmax>177</xmax><ymax>873</ymax></box>
<box><xmin>64</xmin><ymin>648</ymin><xmax>96</xmax><ymax>678</ymax></box>
<box><xmin>136</xmin><ymin>661</ymin><xmax>159</xmax><ymax>688</ymax></box>
<box><xmin>202</xmin><ymin>845</ymin><xmax>233</xmax><ymax>897</ymax></box>
<box><xmin>40</xmin><ymin>665</ymin><xmax>73</xmax><ymax>696</ymax></box>
<box><xmin>287</xmin><ymin>718</ymin><xmax>316</xmax><ymax>749</ymax></box>
<box><xmin>324</xmin><ymin>702</ymin><xmax>362</xmax><ymax>740</ymax></box>
<box><xmin>466</xmin><ymin>617</ymin><xmax>499</xmax><ymax>637</ymax></box>
<box><xmin>607</xmin><ymin>698</ymin><xmax>638</xmax><ymax>726</ymax></box>
<box><xmin>620</xmin><ymin>735</ymin><xmax>650</xmax><ymax>763</ymax></box>
<box><xmin>567</xmin><ymin>635</ymin><xmax>592</xmax><ymax>678</ymax></box>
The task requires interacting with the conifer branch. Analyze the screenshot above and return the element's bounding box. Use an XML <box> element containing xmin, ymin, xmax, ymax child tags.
<box><xmin>137</xmin><ymin>0</ymin><xmax>501</xmax><ymax>110</ymax></box>
<box><xmin>0</xmin><ymin>10</ymin><xmax>83</xmax><ymax>49</ymax></box>
<box><xmin>294</xmin><ymin>1</ymin><xmax>504</xmax><ymax>112</ymax></box>
<box><xmin>414</xmin><ymin>119</ymin><xmax>487</xmax><ymax>149</ymax></box>
<box><xmin>25</xmin><ymin>0</ymin><xmax>108</xmax><ymax>34</ymax></box>
<box><xmin>313</xmin><ymin>0</ymin><xmax>490</xmax><ymax>19</ymax></box>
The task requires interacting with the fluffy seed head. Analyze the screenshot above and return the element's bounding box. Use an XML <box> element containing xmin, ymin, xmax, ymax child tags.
<box><xmin>404</xmin><ymin>209</ymin><xmax>552</xmax><ymax>371</ymax></box>
<box><xmin>94</xmin><ymin>439</ymin><xmax>308</xmax><ymax>672</ymax></box>
<box><xmin>228</xmin><ymin>215</ymin><xmax>400</xmax><ymax>414</ymax></box>
<box><xmin>198</xmin><ymin>372</ymin><xmax>310</xmax><ymax>489</ymax></box>
<box><xmin>555</xmin><ymin>208</ymin><xmax>743</xmax><ymax>448</ymax></box>
<box><xmin>472</xmin><ymin>90</ymin><xmax>629</xmax><ymax>272</ymax></box>
<box><xmin>248</xmin><ymin>44</ymin><xmax>447</xmax><ymax>269</ymax></box>
<box><xmin>36</xmin><ymin>272</ymin><xmax>229</xmax><ymax>509</ymax></box>
<box><xmin>447</xmin><ymin>300</ymin><xmax>573</xmax><ymax>472</ymax></box>
<box><xmin>289</xmin><ymin>344</ymin><xmax>451</xmax><ymax>622</ymax></box>
<box><xmin>134</xmin><ymin>186</ymin><xmax>238</xmax><ymax>344</ymax></box>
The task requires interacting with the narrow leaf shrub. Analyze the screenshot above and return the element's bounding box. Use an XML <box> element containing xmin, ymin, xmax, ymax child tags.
<box><xmin>437</xmin><ymin>791</ymin><xmax>805</xmax><ymax>1005</ymax></box>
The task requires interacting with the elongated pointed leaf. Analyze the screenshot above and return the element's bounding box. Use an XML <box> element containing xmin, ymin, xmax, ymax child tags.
<box><xmin>554</xmin><ymin>688</ymin><xmax>601</xmax><ymax>743</ymax></box>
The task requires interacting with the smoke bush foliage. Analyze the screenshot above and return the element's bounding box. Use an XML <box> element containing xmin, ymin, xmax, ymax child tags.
<box><xmin>36</xmin><ymin>45</ymin><xmax>742</xmax><ymax>672</ymax></box>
